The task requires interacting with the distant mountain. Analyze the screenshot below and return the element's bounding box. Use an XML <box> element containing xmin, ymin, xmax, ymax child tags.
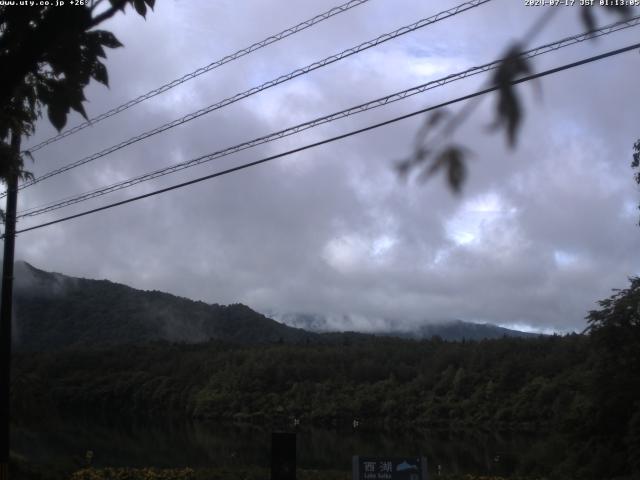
<box><xmin>12</xmin><ymin>261</ymin><xmax>316</xmax><ymax>351</ymax></box>
<box><xmin>270</xmin><ymin>312</ymin><xmax>540</xmax><ymax>341</ymax></box>
<box><xmin>11</xmin><ymin>261</ymin><xmax>539</xmax><ymax>352</ymax></box>
<box><xmin>391</xmin><ymin>320</ymin><xmax>540</xmax><ymax>341</ymax></box>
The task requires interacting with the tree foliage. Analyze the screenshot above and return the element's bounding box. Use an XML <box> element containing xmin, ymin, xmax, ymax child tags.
<box><xmin>633</xmin><ymin>138</ymin><xmax>640</xmax><ymax>224</ymax></box>
<box><xmin>587</xmin><ymin>276</ymin><xmax>640</xmax><ymax>331</ymax></box>
<box><xmin>2</xmin><ymin>333</ymin><xmax>628</xmax><ymax>479</ymax></box>
<box><xmin>586</xmin><ymin>277</ymin><xmax>640</xmax><ymax>477</ymax></box>
<box><xmin>400</xmin><ymin>6</ymin><xmax>633</xmax><ymax>193</ymax></box>
<box><xmin>0</xmin><ymin>0</ymin><xmax>155</xmax><ymax>182</ymax></box>
<box><xmin>9</xmin><ymin>275</ymin><xmax>640</xmax><ymax>478</ymax></box>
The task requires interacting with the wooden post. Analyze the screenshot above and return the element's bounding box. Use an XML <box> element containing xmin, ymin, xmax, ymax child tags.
<box><xmin>271</xmin><ymin>432</ymin><xmax>296</xmax><ymax>480</ymax></box>
<box><xmin>0</xmin><ymin>131</ymin><xmax>20</xmax><ymax>480</ymax></box>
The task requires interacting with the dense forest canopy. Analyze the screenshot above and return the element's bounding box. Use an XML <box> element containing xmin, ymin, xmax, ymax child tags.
<box><xmin>10</xmin><ymin>300</ymin><xmax>639</xmax><ymax>480</ymax></box>
<box><xmin>6</xmin><ymin>262</ymin><xmax>640</xmax><ymax>478</ymax></box>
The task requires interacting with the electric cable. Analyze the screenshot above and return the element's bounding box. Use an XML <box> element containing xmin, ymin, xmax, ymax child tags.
<box><xmin>17</xmin><ymin>15</ymin><xmax>640</xmax><ymax>219</ymax></box>
<box><xmin>11</xmin><ymin>40</ymin><xmax>640</xmax><ymax>237</ymax></box>
<box><xmin>7</xmin><ymin>0</ymin><xmax>491</xmax><ymax>197</ymax></box>
<box><xmin>24</xmin><ymin>0</ymin><xmax>373</xmax><ymax>154</ymax></box>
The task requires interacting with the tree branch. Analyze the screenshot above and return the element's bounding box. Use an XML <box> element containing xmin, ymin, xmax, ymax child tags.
<box><xmin>90</xmin><ymin>0</ymin><xmax>129</xmax><ymax>28</ymax></box>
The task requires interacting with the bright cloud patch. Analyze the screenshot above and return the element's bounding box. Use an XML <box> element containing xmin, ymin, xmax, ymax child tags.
<box><xmin>554</xmin><ymin>250</ymin><xmax>578</xmax><ymax>268</ymax></box>
<box><xmin>323</xmin><ymin>232</ymin><xmax>397</xmax><ymax>272</ymax></box>
<box><xmin>445</xmin><ymin>192</ymin><xmax>517</xmax><ymax>247</ymax></box>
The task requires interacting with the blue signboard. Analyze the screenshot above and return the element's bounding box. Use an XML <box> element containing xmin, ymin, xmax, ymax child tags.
<box><xmin>352</xmin><ymin>456</ymin><xmax>428</xmax><ymax>480</ymax></box>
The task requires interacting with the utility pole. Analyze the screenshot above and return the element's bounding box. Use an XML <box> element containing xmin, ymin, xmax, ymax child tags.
<box><xmin>0</xmin><ymin>131</ymin><xmax>20</xmax><ymax>480</ymax></box>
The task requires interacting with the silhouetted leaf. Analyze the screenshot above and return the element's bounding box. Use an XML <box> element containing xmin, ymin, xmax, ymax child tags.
<box><xmin>19</xmin><ymin>170</ymin><xmax>34</xmax><ymax>182</ymax></box>
<box><xmin>419</xmin><ymin>151</ymin><xmax>447</xmax><ymax>183</ymax></box>
<box><xmin>108</xmin><ymin>0</ymin><xmax>128</xmax><ymax>11</ymax></box>
<box><xmin>490</xmin><ymin>44</ymin><xmax>530</xmax><ymax>147</ymax></box>
<box><xmin>418</xmin><ymin>146</ymin><xmax>468</xmax><ymax>193</ymax></box>
<box><xmin>0</xmin><ymin>139</ymin><xmax>25</xmax><ymax>179</ymax></box>
<box><xmin>0</xmin><ymin>142</ymin><xmax>14</xmax><ymax>179</ymax></box>
<box><xmin>133</xmin><ymin>0</ymin><xmax>147</xmax><ymax>18</ymax></box>
<box><xmin>426</xmin><ymin>110</ymin><xmax>449</xmax><ymax>129</ymax></box>
<box><xmin>47</xmin><ymin>100</ymin><xmax>68</xmax><ymax>131</ymax></box>
<box><xmin>394</xmin><ymin>158</ymin><xmax>413</xmax><ymax>181</ymax></box>
<box><xmin>581</xmin><ymin>8</ymin><xmax>596</xmax><ymax>34</ymax></box>
<box><xmin>92</xmin><ymin>61</ymin><xmax>109</xmax><ymax>86</ymax></box>
<box><xmin>446</xmin><ymin>154</ymin><xmax>466</xmax><ymax>194</ymax></box>
<box><xmin>413</xmin><ymin>109</ymin><xmax>450</xmax><ymax>150</ymax></box>
<box><xmin>394</xmin><ymin>147</ymin><xmax>431</xmax><ymax>181</ymax></box>
<box><xmin>582</xmin><ymin>6</ymin><xmax>632</xmax><ymax>37</ymax></box>
<box><xmin>94</xmin><ymin>30</ymin><xmax>123</xmax><ymax>49</ymax></box>
<box><xmin>85</xmin><ymin>32</ymin><xmax>108</xmax><ymax>58</ymax></box>
<box><xmin>497</xmin><ymin>88</ymin><xmax>521</xmax><ymax>147</ymax></box>
<box><xmin>70</xmin><ymin>96</ymin><xmax>88</xmax><ymax>119</ymax></box>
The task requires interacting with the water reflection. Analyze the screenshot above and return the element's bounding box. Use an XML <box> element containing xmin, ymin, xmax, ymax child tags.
<box><xmin>11</xmin><ymin>416</ymin><xmax>551</xmax><ymax>476</ymax></box>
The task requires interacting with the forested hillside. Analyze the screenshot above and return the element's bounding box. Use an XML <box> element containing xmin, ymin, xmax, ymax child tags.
<box><xmin>9</xmin><ymin>328</ymin><xmax>637</xmax><ymax>478</ymax></box>
<box><xmin>12</xmin><ymin>335</ymin><xmax>586</xmax><ymax>429</ymax></box>
<box><xmin>12</xmin><ymin>262</ymin><xmax>315</xmax><ymax>351</ymax></box>
<box><xmin>10</xmin><ymin>263</ymin><xmax>640</xmax><ymax>478</ymax></box>
<box><xmin>12</xmin><ymin>262</ymin><xmax>539</xmax><ymax>352</ymax></box>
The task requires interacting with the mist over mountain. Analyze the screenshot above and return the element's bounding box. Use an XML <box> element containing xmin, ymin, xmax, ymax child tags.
<box><xmin>11</xmin><ymin>261</ymin><xmax>538</xmax><ymax>351</ymax></box>
<box><xmin>269</xmin><ymin>312</ymin><xmax>539</xmax><ymax>341</ymax></box>
<box><xmin>12</xmin><ymin>261</ymin><xmax>315</xmax><ymax>351</ymax></box>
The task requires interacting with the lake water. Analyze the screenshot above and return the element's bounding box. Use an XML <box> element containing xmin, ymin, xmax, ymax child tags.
<box><xmin>12</xmin><ymin>416</ymin><xmax>550</xmax><ymax>477</ymax></box>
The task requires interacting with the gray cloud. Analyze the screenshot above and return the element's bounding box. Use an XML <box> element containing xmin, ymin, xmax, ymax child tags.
<box><xmin>13</xmin><ymin>0</ymin><xmax>640</xmax><ymax>333</ymax></box>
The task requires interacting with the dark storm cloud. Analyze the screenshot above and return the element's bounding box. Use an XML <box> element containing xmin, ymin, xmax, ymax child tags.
<box><xmin>13</xmin><ymin>0</ymin><xmax>640</xmax><ymax>333</ymax></box>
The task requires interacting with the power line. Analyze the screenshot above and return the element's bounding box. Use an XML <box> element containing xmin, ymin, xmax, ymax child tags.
<box><xmin>17</xmin><ymin>15</ymin><xmax>640</xmax><ymax>219</ymax></box>
<box><xmin>11</xmin><ymin>41</ymin><xmax>640</xmax><ymax>238</ymax></box>
<box><xmin>17</xmin><ymin>15</ymin><xmax>639</xmax><ymax>216</ymax></box>
<box><xmin>8</xmin><ymin>0</ymin><xmax>491</xmax><ymax>197</ymax></box>
<box><xmin>23</xmin><ymin>0</ymin><xmax>373</xmax><ymax>154</ymax></box>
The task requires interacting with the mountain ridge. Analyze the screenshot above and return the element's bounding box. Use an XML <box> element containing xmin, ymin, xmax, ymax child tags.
<box><xmin>12</xmin><ymin>261</ymin><xmax>540</xmax><ymax>351</ymax></box>
<box><xmin>12</xmin><ymin>261</ymin><xmax>316</xmax><ymax>351</ymax></box>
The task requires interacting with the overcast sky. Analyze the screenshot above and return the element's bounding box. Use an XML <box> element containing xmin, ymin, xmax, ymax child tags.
<box><xmin>12</xmin><ymin>0</ymin><xmax>640</xmax><ymax>333</ymax></box>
